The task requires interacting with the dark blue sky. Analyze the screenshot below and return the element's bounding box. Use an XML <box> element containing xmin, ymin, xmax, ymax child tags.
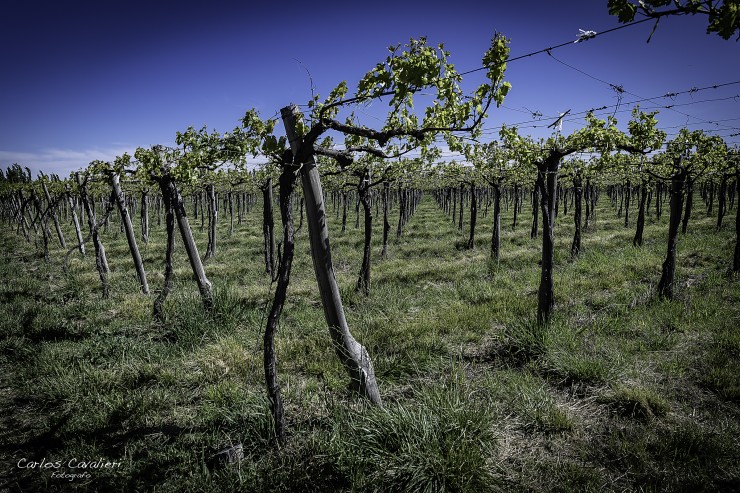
<box><xmin>1</xmin><ymin>0</ymin><xmax>738</xmax><ymax>176</ymax></box>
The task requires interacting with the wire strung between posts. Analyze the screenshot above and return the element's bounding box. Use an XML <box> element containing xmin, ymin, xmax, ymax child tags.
<box><xmin>536</xmin><ymin>49</ymin><xmax>740</xmax><ymax>133</ymax></box>
<box><xmin>459</xmin><ymin>18</ymin><xmax>654</xmax><ymax>76</ymax></box>
<box><xmin>544</xmin><ymin>49</ymin><xmax>625</xmax><ymax>117</ymax></box>
<box><xmin>480</xmin><ymin>80</ymin><xmax>740</xmax><ymax>130</ymax></box>
<box><xmin>477</xmin><ymin>80</ymin><xmax>740</xmax><ymax>136</ymax></box>
<box><xmin>295</xmin><ymin>18</ymin><xmax>653</xmax><ymax>110</ymax></box>
<box><xmin>539</xmin><ymin>94</ymin><xmax>740</xmax><ymax>133</ymax></box>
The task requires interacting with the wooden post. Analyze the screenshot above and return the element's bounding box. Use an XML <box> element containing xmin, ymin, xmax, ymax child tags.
<box><xmin>110</xmin><ymin>173</ymin><xmax>149</xmax><ymax>294</ymax></box>
<box><xmin>281</xmin><ymin>105</ymin><xmax>381</xmax><ymax>405</ymax></box>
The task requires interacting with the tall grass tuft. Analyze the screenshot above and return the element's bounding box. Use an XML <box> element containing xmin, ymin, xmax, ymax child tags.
<box><xmin>331</xmin><ymin>373</ymin><xmax>502</xmax><ymax>493</ymax></box>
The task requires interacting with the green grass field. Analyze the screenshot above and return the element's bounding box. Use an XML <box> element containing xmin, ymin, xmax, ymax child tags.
<box><xmin>1</xmin><ymin>191</ymin><xmax>738</xmax><ymax>492</ymax></box>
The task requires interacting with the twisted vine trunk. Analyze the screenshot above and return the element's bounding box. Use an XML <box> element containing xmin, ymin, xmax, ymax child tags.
<box><xmin>733</xmin><ymin>171</ymin><xmax>740</xmax><ymax>272</ymax></box>
<box><xmin>571</xmin><ymin>172</ymin><xmax>583</xmax><ymax>258</ymax></box>
<box><xmin>511</xmin><ymin>184</ymin><xmax>519</xmax><ymax>229</ymax></box>
<box><xmin>584</xmin><ymin>179</ymin><xmax>591</xmax><ymax>231</ymax></box>
<box><xmin>491</xmin><ymin>181</ymin><xmax>501</xmax><ymax>260</ymax></box>
<box><xmin>356</xmin><ymin>173</ymin><xmax>373</xmax><ymax>294</ymax></box>
<box><xmin>262</xmin><ymin>179</ymin><xmax>276</xmax><ymax>276</ymax></box>
<box><xmin>282</xmin><ymin>105</ymin><xmax>381</xmax><ymax>405</ymax></box>
<box><xmin>199</xmin><ymin>191</ymin><xmax>205</xmax><ymax>231</ymax></box>
<box><xmin>531</xmin><ymin>180</ymin><xmax>540</xmax><ymax>239</ymax></box>
<box><xmin>466</xmin><ymin>182</ymin><xmax>477</xmax><ymax>249</ymax></box>
<box><xmin>624</xmin><ymin>180</ymin><xmax>631</xmax><ymax>227</ymax></box>
<box><xmin>355</xmin><ymin>194</ymin><xmax>361</xmax><ymax>229</ymax></box>
<box><xmin>236</xmin><ymin>192</ymin><xmax>242</xmax><ymax>225</ymax></box>
<box><xmin>633</xmin><ymin>180</ymin><xmax>648</xmax><ymax>247</ymax></box>
<box><xmin>141</xmin><ymin>191</ymin><xmax>150</xmax><ymax>244</ymax></box>
<box><xmin>31</xmin><ymin>191</ymin><xmax>50</xmax><ymax>260</ymax></box>
<box><xmin>562</xmin><ymin>186</ymin><xmax>568</xmax><ymax>216</ymax></box>
<box><xmin>263</xmin><ymin>162</ymin><xmax>299</xmax><ymax>445</ymax></box>
<box><xmin>716</xmin><ymin>174</ymin><xmax>728</xmax><ymax>230</ymax></box>
<box><xmin>658</xmin><ymin>169</ymin><xmax>687</xmax><ymax>298</ymax></box>
<box><xmin>40</xmin><ymin>176</ymin><xmax>66</xmax><ymax>248</ymax></box>
<box><xmin>155</xmin><ymin>195</ymin><xmax>161</xmax><ymax>226</ymax></box>
<box><xmin>681</xmin><ymin>177</ymin><xmax>693</xmax><ymax>234</ymax></box>
<box><xmin>451</xmin><ymin>187</ymin><xmax>457</xmax><ymax>226</ymax></box>
<box><xmin>15</xmin><ymin>192</ymin><xmax>31</xmax><ymax>242</ymax></box>
<box><xmin>20</xmin><ymin>190</ymin><xmax>38</xmax><ymax>236</ymax></box>
<box><xmin>588</xmin><ymin>178</ymin><xmax>596</xmax><ymax>225</ymax></box>
<box><xmin>537</xmin><ymin>154</ymin><xmax>560</xmax><ymax>324</ymax></box>
<box><xmin>458</xmin><ymin>184</ymin><xmax>464</xmax><ymax>231</ymax></box>
<box><xmin>228</xmin><ymin>191</ymin><xmax>234</xmax><ymax>234</ymax></box>
<box><xmin>396</xmin><ymin>185</ymin><xmax>405</xmax><ymax>238</ymax></box>
<box><xmin>153</xmin><ymin>183</ymin><xmax>175</xmax><ymax>320</ymax></box>
<box><xmin>76</xmin><ymin>174</ymin><xmax>110</xmax><ymax>298</ymax></box>
<box><xmin>381</xmin><ymin>181</ymin><xmax>390</xmax><ymax>259</ymax></box>
<box><xmin>204</xmin><ymin>183</ymin><xmax>217</xmax><ymax>260</ymax></box>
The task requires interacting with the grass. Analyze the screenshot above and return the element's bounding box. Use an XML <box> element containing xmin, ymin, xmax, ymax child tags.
<box><xmin>330</xmin><ymin>372</ymin><xmax>503</xmax><ymax>493</ymax></box>
<box><xmin>0</xmin><ymin>189</ymin><xmax>738</xmax><ymax>492</ymax></box>
<box><xmin>598</xmin><ymin>383</ymin><xmax>670</xmax><ymax>421</ymax></box>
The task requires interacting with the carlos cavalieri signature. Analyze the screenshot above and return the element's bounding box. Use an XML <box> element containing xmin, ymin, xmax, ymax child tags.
<box><xmin>17</xmin><ymin>457</ymin><xmax>124</xmax><ymax>481</ymax></box>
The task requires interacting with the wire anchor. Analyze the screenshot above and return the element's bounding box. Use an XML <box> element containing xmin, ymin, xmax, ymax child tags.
<box><xmin>575</xmin><ymin>29</ymin><xmax>597</xmax><ymax>43</ymax></box>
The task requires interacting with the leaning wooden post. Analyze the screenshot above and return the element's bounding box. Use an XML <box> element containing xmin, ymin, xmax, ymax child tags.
<box><xmin>39</xmin><ymin>173</ymin><xmax>66</xmax><ymax>249</ymax></box>
<box><xmin>110</xmin><ymin>172</ymin><xmax>150</xmax><ymax>294</ymax></box>
<box><xmin>67</xmin><ymin>190</ymin><xmax>86</xmax><ymax>256</ymax></box>
<box><xmin>75</xmin><ymin>172</ymin><xmax>110</xmax><ymax>298</ymax></box>
<box><xmin>166</xmin><ymin>176</ymin><xmax>214</xmax><ymax>309</ymax></box>
<box><xmin>281</xmin><ymin>104</ymin><xmax>382</xmax><ymax>406</ymax></box>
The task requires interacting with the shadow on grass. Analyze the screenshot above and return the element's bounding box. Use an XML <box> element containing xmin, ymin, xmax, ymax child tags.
<box><xmin>1</xmin><ymin>408</ymin><xmax>199</xmax><ymax>492</ymax></box>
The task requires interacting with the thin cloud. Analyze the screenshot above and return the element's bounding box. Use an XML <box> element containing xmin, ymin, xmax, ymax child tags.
<box><xmin>0</xmin><ymin>147</ymin><xmax>137</xmax><ymax>179</ymax></box>
<box><xmin>0</xmin><ymin>146</ymin><xmax>278</xmax><ymax>179</ymax></box>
